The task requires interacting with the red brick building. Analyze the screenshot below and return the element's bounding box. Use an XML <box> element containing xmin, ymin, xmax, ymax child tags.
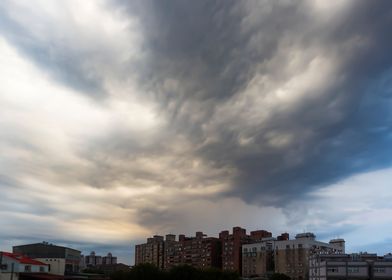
<box><xmin>136</xmin><ymin>232</ymin><xmax>221</xmax><ymax>270</ymax></box>
<box><xmin>164</xmin><ymin>232</ymin><xmax>221</xmax><ymax>270</ymax></box>
<box><xmin>219</xmin><ymin>227</ymin><xmax>272</xmax><ymax>273</ymax></box>
<box><xmin>135</xmin><ymin>227</ymin><xmax>272</xmax><ymax>274</ymax></box>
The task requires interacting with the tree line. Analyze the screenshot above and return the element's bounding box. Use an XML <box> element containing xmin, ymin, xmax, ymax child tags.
<box><xmin>110</xmin><ymin>263</ymin><xmax>240</xmax><ymax>280</ymax></box>
<box><xmin>84</xmin><ymin>263</ymin><xmax>291</xmax><ymax>280</ymax></box>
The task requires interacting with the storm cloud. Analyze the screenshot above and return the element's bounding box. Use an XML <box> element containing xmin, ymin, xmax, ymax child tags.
<box><xmin>1</xmin><ymin>0</ymin><xmax>392</xmax><ymax>263</ymax></box>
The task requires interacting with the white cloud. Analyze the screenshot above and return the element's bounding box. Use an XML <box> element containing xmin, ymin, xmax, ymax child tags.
<box><xmin>283</xmin><ymin>168</ymin><xmax>392</xmax><ymax>253</ymax></box>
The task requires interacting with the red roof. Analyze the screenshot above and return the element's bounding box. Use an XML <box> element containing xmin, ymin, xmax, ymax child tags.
<box><xmin>1</xmin><ymin>252</ymin><xmax>48</xmax><ymax>266</ymax></box>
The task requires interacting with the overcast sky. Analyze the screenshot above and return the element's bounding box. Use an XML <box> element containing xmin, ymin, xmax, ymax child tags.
<box><xmin>1</xmin><ymin>0</ymin><xmax>392</xmax><ymax>265</ymax></box>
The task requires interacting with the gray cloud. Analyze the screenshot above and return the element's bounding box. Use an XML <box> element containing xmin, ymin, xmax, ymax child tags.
<box><xmin>111</xmin><ymin>0</ymin><xmax>392</xmax><ymax>205</ymax></box>
<box><xmin>1</xmin><ymin>0</ymin><xmax>392</xmax><ymax>262</ymax></box>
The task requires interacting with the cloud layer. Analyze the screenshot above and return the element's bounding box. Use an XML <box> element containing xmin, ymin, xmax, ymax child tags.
<box><xmin>1</xmin><ymin>0</ymin><xmax>392</xmax><ymax>264</ymax></box>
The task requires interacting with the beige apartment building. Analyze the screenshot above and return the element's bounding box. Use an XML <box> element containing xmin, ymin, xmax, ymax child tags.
<box><xmin>242</xmin><ymin>233</ymin><xmax>345</xmax><ymax>280</ymax></box>
<box><xmin>242</xmin><ymin>237</ymin><xmax>276</xmax><ymax>277</ymax></box>
<box><xmin>134</xmin><ymin>235</ymin><xmax>165</xmax><ymax>269</ymax></box>
<box><xmin>274</xmin><ymin>233</ymin><xmax>345</xmax><ymax>280</ymax></box>
<box><xmin>309</xmin><ymin>253</ymin><xmax>392</xmax><ymax>280</ymax></box>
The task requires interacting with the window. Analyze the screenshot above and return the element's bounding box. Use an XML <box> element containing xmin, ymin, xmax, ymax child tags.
<box><xmin>286</xmin><ymin>245</ymin><xmax>290</xmax><ymax>249</ymax></box>
<box><xmin>40</xmin><ymin>266</ymin><xmax>45</xmax><ymax>272</ymax></box>
<box><xmin>374</xmin><ymin>267</ymin><xmax>385</xmax><ymax>273</ymax></box>
<box><xmin>327</xmin><ymin>267</ymin><xmax>338</xmax><ymax>273</ymax></box>
<box><xmin>24</xmin><ymin>265</ymin><xmax>31</xmax><ymax>272</ymax></box>
<box><xmin>348</xmin><ymin>267</ymin><xmax>359</xmax><ymax>273</ymax></box>
<box><xmin>298</xmin><ymin>244</ymin><xmax>303</xmax><ymax>248</ymax></box>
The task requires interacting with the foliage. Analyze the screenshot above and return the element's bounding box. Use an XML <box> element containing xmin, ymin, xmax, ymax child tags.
<box><xmin>110</xmin><ymin>264</ymin><xmax>240</xmax><ymax>280</ymax></box>
<box><xmin>82</xmin><ymin>267</ymin><xmax>105</xmax><ymax>274</ymax></box>
<box><xmin>269</xmin><ymin>273</ymin><xmax>291</xmax><ymax>280</ymax></box>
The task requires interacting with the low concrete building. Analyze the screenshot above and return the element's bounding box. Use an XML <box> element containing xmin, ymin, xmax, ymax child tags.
<box><xmin>309</xmin><ymin>253</ymin><xmax>392</xmax><ymax>280</ymax></box>
<box><xmin>35</xmin><ymin>258</ymin><xmax>65</xmax><ymax>276</ymax></box>
<box><xmin>0</xmin><ymin>252</ymin><xmax>49</xmax><ymax>280</ymax></box>
<box><xmin>13</xmin><ymin>242</ymin><xmax>81</xmax><ymax>275</ymax></box>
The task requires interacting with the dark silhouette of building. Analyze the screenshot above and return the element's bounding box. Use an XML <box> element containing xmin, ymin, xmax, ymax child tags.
<box><xmin>13</xmin><ymin>242</ymin><xmax>81</xmax><ymax>274</ymax></box>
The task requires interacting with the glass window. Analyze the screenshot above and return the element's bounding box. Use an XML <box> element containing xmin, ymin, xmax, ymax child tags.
<box><xmin>348</xmin><ymin>267</ymin><xmax>359</xmax><ymax>273</ymax></box>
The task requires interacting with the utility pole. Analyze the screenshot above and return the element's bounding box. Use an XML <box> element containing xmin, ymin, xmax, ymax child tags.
<box><xmin>10</xmin><ymin>263</ymin><xmax>14</xmax><ymax>280</ymax></box>
<box><xmin>0</xmin><ymin>252</ymin><xmax>3</xmax><ymax>280</ymax></box>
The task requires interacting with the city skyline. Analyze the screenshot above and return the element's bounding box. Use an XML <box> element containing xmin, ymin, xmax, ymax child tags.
<box><xmin>1</xmin><ymin>0</ymin><xmax>392</xmax><ymax>265</ymax></box>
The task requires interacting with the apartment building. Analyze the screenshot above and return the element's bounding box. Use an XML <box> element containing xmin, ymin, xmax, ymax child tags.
<box><xmin>309</xmin><ymin>253</ymin><xmax>392</xmax><ymax>280</ymax></box>
<box><xmin>84</xmin><ymin>252</ymin><xmax>117</xmax><ymax>267</ymax></box>
<box><xmin>164</xmin><ymin>232</ymin><xmax>221</xmax><ymax>270</ymax></box>
<box><xmin>219</xmin><ymin>227</ymin><xmax>272</xmax><ymax>273</ymax></box>
<box><xmin>13</xmin><ymin>242</ymin><xmax>81</xmax><ymax>275</ymax></box>
<box><xmin>242</xmin><ymin>233</ymin><xmax>345</xmax><ymax>279</ymax></box>
<box><xmin>136</xmin><ymin>232</ymin><xmax>221</xmax><ymax>270</ymax></box>
<box><xmin>274</xmin><ymin>233</ymin><xmax>345</xmax><ymax>280</ymax></box>
<box><xmin>134</xmin><ymin>235</ymin><xmax>165</xmax><ymax>269</ymax></box>
<box><xmin>85</xmin><ymin>251</ymin><xmax>102</xmax><ymax>267</ymax></box>
<box><xmin>242</xmin><ymin>237</ymin><xmax>276</xmax><ymax>278</ymax></box>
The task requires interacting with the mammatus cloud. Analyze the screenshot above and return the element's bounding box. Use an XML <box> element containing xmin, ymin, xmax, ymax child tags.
<box><xmin>0</xmin><ymin>0</ymin><xmax>392</xmax><ymax>264</ymax></box>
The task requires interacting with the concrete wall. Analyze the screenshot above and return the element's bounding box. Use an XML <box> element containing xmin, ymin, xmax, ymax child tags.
<box><xmin>35</xmin><ymin>258</ymin><xmax>65</xmax><ymax>275</ymax></box>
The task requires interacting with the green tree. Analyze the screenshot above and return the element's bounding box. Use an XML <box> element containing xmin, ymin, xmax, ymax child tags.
<box><xmin>270</xmin><ymin>273</ymin><xmax>291</xmax><ymax>280</ymax></box>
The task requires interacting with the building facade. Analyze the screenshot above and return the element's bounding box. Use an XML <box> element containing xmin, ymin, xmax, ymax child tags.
<box><xmin>242</xmin><ymin>233</ymin><xmax>345</xmax><ymax>279</ymax></box>
<box><xmin>135</xmin><ymin>235</ymin><xmax>165</xmax><ymax>269</ymax></box>
<box><xmin>136</xmin><ymin>232</ymin><xmax>221</xmax><ymax>270</ymax></box>
<box><xmin>13</xmin><ymin>242</ymin><xmax>81</xmax><ymax>275</ymax></box>
<box><xmin>219</xmin><ymin>227</ymin><xmax>272</xmax><ymax>273</ymax></box>
<box><xmin>309</xmin><ymin>253</ymin><xmax>392</xmax><ymax>280</ymax></box>
<box><xmin>84</xmin><ymin>252</ymin><xmax>117</xmax><ymax>267</ymax></box>
<box><xmin>102</xmin><ymin>253</ymin><xmax>117</xmax><ymax>265</ymax></box>
<box><xmin>85</xmin><ymin>252</ymin><xmax>102</xmax><ymax>267</ymax></box>
<box><xmin>274</xmin><ymin>233</ymin><xmax>345</xmax><ymax>280</ymax></box>
<box><xmin>242</xmin><ymin>237</ymin><xmax>276</xmax><ymax>278</ymax></box>
<box><xmin>164</xmin><ymin>232</ymin><xmax>221</xmax><ymax>270</ymax></box>
<box><xmin>0</xmin><ymin>252</ymin><xmax>49</xmax><ymax>280</ymax></box>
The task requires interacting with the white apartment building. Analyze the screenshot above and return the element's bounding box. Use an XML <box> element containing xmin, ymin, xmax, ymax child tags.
<box><xmin>242</xmin><ymin>233</ymin><xmax>345</xmax><ymax>280</ymax></box>
<box><xmin>309</xmin><ymin>253</ymin><xmax>392</xmax><ymax>280</ymax></box>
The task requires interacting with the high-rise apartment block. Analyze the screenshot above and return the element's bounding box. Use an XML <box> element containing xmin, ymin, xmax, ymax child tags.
<box><xmin>135</xmin><ymin>232</ymin><xmax>221</xmax><ymax>270</ymax></box>
<box><xmin>134</xmin><ymin>235</ymin><xmax>165</xmax><ymax>269</ymax></box>
<box><xmin>219</xmin><ymin>227</ymin><xmax>272</xmax><ymax>272</ymax></box>
<box><xmin>84</xmin><ymin>252</ymin><xmax>117</xmax><ymax>267</ymax></box>
<box><xmin>134</xmin><ymin>229</ymin><xmax>352</xmax><ymax>279</ymax></box>
<box><xmin>242</xmin><ymin>237</ymin><xmax>276</xmax><ymax>277</ymax></box>
<box><xmin>135</xmin><ymin>227</ymin><xmax>272</xmax><ymax>274</ymax></box>
<box><xmin>164</xmin><ymin>232</ymin><xmax>221</xmax><ymax>270</ymax></box>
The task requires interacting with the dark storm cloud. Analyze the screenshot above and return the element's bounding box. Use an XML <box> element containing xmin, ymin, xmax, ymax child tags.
<box><xmin>1</xmin><ymin>0</ymin><xmax>392</xmax><ymax>208</ymax></box>
<box><xmin>110</xmin><ymin>1</ymin><xmax>392</xmax><ymax>206</ymax></box>
<box><xmin>112</xmin><ymin>0</ymin><xmax>392</xmax><ymax>205</ymax></box>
